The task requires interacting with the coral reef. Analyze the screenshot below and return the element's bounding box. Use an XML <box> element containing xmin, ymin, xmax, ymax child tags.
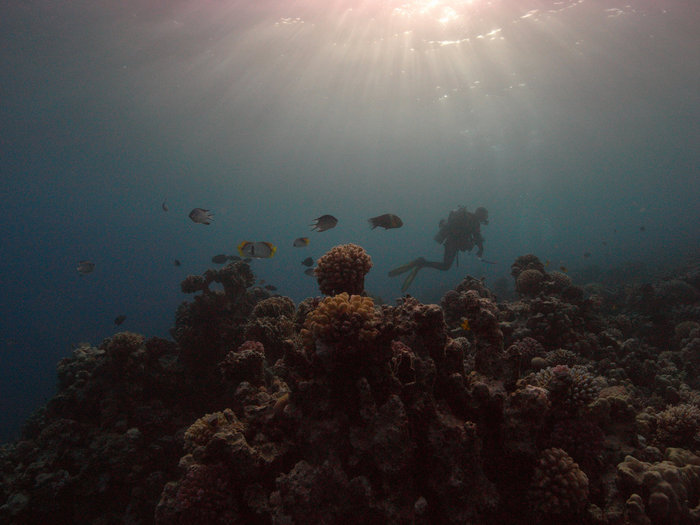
<box><xmin>2</xmin><ymin>248</ymin><xmax>700</xmax><ymax>525</ymax></box>
<box><xmin>314</xmin><ymin>243</ymin><xmax>372</xmax><ymax>295</ymax></box>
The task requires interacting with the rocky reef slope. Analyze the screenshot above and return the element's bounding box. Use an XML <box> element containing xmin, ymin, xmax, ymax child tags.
<box><xmin>2</xmin><ymin>245</ymin><xmax>700</xmax><ymax>525</ymax></box>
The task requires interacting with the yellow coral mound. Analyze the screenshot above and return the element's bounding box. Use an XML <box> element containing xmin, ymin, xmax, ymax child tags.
<box><xmin>301</xmin><ymin>293</ymin><xmax>378</xmax><ymax>353</ymax></box>
<box><xmin>315</xmin><ymin>243</ymin><xmax>372</xmax><ymax>296</ymax></box>
<box><xmin>183</xmin><ymin>409</ymin><xmax>244</xmax><ymax>453</ymax></box>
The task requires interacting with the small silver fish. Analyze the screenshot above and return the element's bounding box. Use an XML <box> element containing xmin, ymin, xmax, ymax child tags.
<box><xmin>189</xmin><ymin>208</ymin><xmax>213</xmax><ymax>225</ymax></box>
<box><xmin>162</xmin><ymin>200</ymin><xmax>168</xmax><ymax>212</ymax></box>
<box><xmin>77</xmin><ymin>260</ymin><xmax>95</xmax><ymax>275</ymax></box>
<box><xmin>309</xmin><ymin>215</ymin><xmax>338</xmax><ymax>232</ymax></box>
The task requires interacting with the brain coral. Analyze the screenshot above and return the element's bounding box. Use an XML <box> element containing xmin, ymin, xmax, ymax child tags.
<box><xmin>547</xmin><ymin>270</ymin><xmax>572</xmax><ymax>290</ymax></box>
<box><xmin>300</xmin><ymin>292</ymin><xmax>378</xmax><ymax>357</ymax></box>
<box><xmin>511</xmin><ymin>254</ymin><xmax>546</xmax><ymax>278</ymax></box>
<box><xmin>516</xmin><ymin>269</ymin><xmax>545</xmax><ymax>296</ymax></box>
<box><xmin>530</xmin><ymin>447</ymin><xmax>589</xmax><ymax>517</ymax></box>
<box><xmin>314</xmin><ymin>243</ymin><xmax>372</xmax><ymax>296</ymax></box>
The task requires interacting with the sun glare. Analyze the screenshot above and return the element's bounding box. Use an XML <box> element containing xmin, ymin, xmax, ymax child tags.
<box><xmin>392</xmin><ymin>0</ymin><xmax>475</xmax><ymax>25</ymax></box>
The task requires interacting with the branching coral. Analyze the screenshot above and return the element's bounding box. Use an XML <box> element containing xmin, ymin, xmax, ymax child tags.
<box><xmin>529</xmin><ymin>447</ymin><xmax>589</xmax><ymax>518</ymax></box>
<box><xmin>244</xmin><ymin>297</ymin><xmax>296</xmax><ymax>363</ymax></box>
<box><xmin>525</xmin><ymin>364</ymin><xmax>601</xmax><ymax>415</ymax></box>
<box><xmin>654</xmin><ymin>404</ymin><xmax>700</xmax><ymax>449</ymax></box>
<box><xmin>219</xmin><ymin>341</ymin><xmax>266</xmax><ymax>387</ymax></box>
<box><xmin>183</xmin><ymin>409</ymin><xmax>244</xmax><ymax>454</ymax></box>
<box><xmin>300</xmin><ymin>293</ymin><xmax>378</xmax><ymax>359</ymax></box>
<box><xmin>314</xmin><ymin>244</ymin><xmax>372</xmax><ymax>296</ymax></box>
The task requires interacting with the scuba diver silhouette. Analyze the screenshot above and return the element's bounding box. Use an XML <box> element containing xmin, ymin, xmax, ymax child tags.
<box><xmin>389</xmin><ymin>206</ymin><xmax>492</xmax><ymax>292</ymax></box>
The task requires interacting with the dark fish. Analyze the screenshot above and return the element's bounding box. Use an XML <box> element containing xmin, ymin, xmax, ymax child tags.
<box><xmin>77</xmin><ymin>260</ymin><xmax>95</xmax><ymax>275</ymax></box>
<box><xmin>228</xmin><ymin>255</ymin><xmax>241</xmax><ymax>261</ymax></box>
<box><xmin>264</xmin><ymin>284</ymin><xmax>277</xmax><ymax>291</ymax></box>
<box><xmin>583</xmin><ymin>252</ymin><xmax>591</xmax><ymax>258</ymax></box>
<box><xmin>560</xmin><ymin>266</ymin><xmax>568</xmax><ymax>273</ymax></box>
<box><xmin>173</xmin><ymin>259</ymin><xmax>181</xmax><ymax>266</ymax></box>
<box><xmin>293</xmin><ymin>237</ymin><xmax>310</xmax><ymax>247</ymax></box>
<box><xmin>243</xmin><ymin>258</ymin><xmax>252</xmax><ymax>263</ymax></box>
<box><xmin>162</xmin><ymin>200</ymin><xmax>168</xmax><ymax>212</ymax></box>
<box><xmin>639</xmin><ymin>225</ymin><xmax>646</xmax><ymax>231</ymax></box>
<box><xmin>301</xmin><ymin>257</ymin><xmax>314</xmax><ymax>267</ymax></box>
<box><xmin>309</xmin><ymin>215</ymin><xmax>338</xmax><ymax>232</ymax></box>
<box><xmin>602</xmin><ymin>241</ymin><xmax>607</xmax><ymax>246</ymax></box>
<box><xmin>368</xmin><ymin>213</ymin><xmax>403</xmax><ymax>230</ymax></box>
<box><xmin>114</xmin><ymin>315</ymin><xmax>126</xmax><ymax>326</ymax></box>
<box><xmin>304</xmin><ymin>268</ymin><xmax>315</xmax><ymax>276</ymax></box>
<box><xmin>211</xmin><ymin>254</ymin><xmax>228</xmax><ymax>264</ymax></box>
<box><xmin>189</xmin><ymin>208</ymin><xmax>213</xmax><ymax>225</ymax></box>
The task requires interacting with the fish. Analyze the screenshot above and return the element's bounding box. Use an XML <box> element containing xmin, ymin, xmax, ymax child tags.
<box><xmin>583</xmin><ymin>252</ymin><xmax>591</xmax><ymax>258</ymax></box>
<box><xmin>243</xmin><ymin>258</ymin><xmax>252</xmax><ymax>263</ymax></box>
<box><xmin>304</xmin><ymin>268</ymin><xmax>315</xmax><ymax>276</ymax></box>
<box><xmin>189</xmin><ymin>208</ymin><xmax>213</xmax><ymax>225</ymax></box>
<box><xmin>77</xmin><ymin>260</ymin><xmax>95</xmax><ymax>275</ymax></box>
<box><xmin>237</xmin><ymin>241</ymin><xmax>277</xmax><ymax>259</ymax></box>
<box><xmin>545</xmin><ymin>259</ymin><xmax>550</xmax><ymax>267</ymax></box>
<box><xmin>162</xmin><ymin>200</ymin><xmax>168</xmax><ymax>212</ymax></box>
<box><xmin>460</xmin><ymin>318</ymin><xmax>471</xmax><ymax>331</ymax></box>
<box><xmin>211</xmin><ymin>254</ymin><xmax>228</xmax><ymax>264</ymax></box>
<box><xmin>560</xmin><ymin>266</ymin><xmax>568</xmax><ymax>273</ymax></box>
<box><xmin>228</xmin><ymin>255</ymin><xmax>241</xmax><ymax>261</ymax></box>
<box><xmin>173</xmin><ymin>259</ymin><xmax>181</xmax><ymax>266</ymax></box>
<box><xmin>602</xmin><ymin>241</ymin><xmax>608</xmax><ymax>246</ymax></box>
<box><xmin>639</xmin><ymin>225</ymin><xmax>646</xmax><ymax>232</ymax></box>
<box><xmin>264</xmin><ymin>284</ymin><xmax>277</xmax><ymax>291</ymax></box>
<box><xmin>293</xmin><ymin>237</ymin><xmax>310</xmax><ymax>247</ymax></box>
<box><xmin>368</xmin><ymin>213</ymin><xmax>403</xmax><ymax>230</ymax></box>
<box><xmin>301</xmin><ymin>257</ymin><xmax>315</xmax><ymax>267</ymax></box>
<box><xmin>309</xmin><ymin>215</ymin><xmax>338</xmax><ymax>232</ymax></box>
<box><xmin>114</xmin><ymin>315</ymin><xmax>126</xmax><ymax>326</ymax></box>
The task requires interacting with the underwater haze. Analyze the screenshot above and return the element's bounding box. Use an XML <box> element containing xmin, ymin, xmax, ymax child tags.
<box><xmin>1</xmin><ymin>0</ymin><xmax>698</xmax><ymax>441</ymax></box>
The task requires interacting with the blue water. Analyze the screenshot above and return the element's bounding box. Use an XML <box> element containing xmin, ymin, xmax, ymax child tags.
<box><xmin>1</xmin><ymin>0</ymin><xmax>698</xmax><ymax>441</ymax></box>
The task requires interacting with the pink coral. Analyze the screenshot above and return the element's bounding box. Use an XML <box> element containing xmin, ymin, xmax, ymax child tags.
<box><xmin>314</xmin><ymin>243</ymin><xmax>372</xmax><ymax>296</ymax></box>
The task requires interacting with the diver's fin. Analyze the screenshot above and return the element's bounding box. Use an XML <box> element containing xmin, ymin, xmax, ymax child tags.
<box><xmin>401</xmin><ymin>267</ymin><xmax>420</xmax><ymax>293</ymax></box>
<box><xmin>388</xmin><ymin>260</ymin><xmax>417</xmax><ymax>277</ymax></box>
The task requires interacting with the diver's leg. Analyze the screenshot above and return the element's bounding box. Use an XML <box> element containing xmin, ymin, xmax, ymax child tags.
<box><xmin>421</xmin><ymin>243</ymin><xmax>457</xmax><ymax>271</ymax></box>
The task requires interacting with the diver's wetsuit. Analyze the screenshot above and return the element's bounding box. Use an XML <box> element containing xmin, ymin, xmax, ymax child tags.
<box><xmin>388</xmin><ymin>206</ymin><xmax>488</xmax><ymax>292</ymax></box>
<box><xmin>421</xmin><ymin>206</ymin><xmax>485</xmax><ymax>270</ymax></box>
